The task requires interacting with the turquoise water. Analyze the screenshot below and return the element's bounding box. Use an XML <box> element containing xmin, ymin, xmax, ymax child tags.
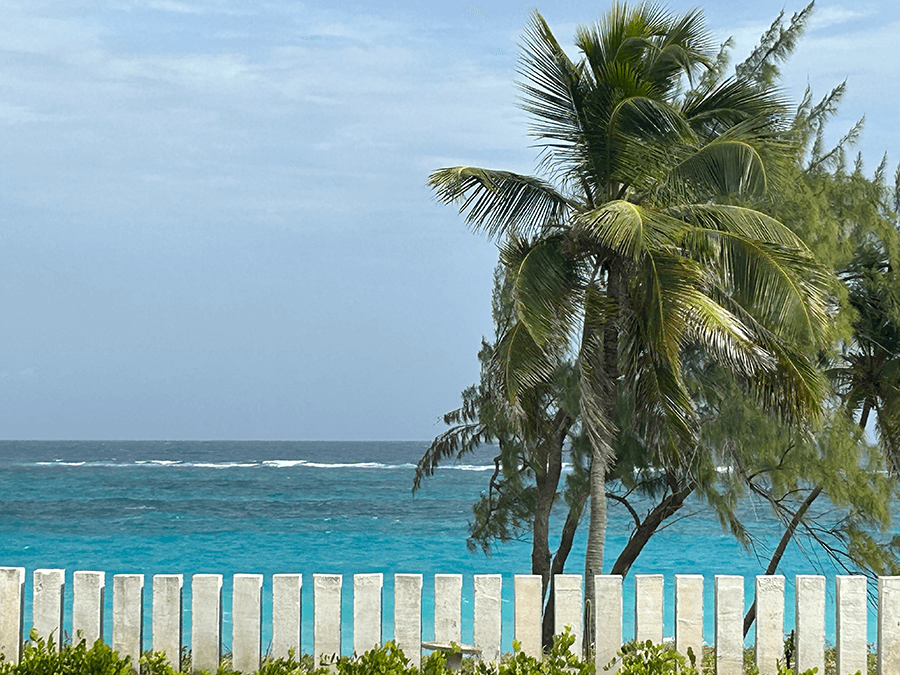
<box><xmin>0</xmin><ymin>440</ymin><xmax>867</xmax><ymax>653</ymax></box>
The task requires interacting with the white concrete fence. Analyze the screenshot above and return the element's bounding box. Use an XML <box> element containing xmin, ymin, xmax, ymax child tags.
<box><xmin>0</xmin><ymin>568</ymin><xmax>897</xmax><ymax>674</ymax></box>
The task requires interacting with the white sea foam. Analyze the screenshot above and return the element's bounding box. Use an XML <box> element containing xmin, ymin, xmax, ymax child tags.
<box><xmin>261</xmin><ymin>460</ymin><xmax>308</xmax><ymax>468</ymax></box>
<box><xmin>441</xmin><ymin>464</ymin><xmax>494</xmax><ymax>471</ymax></box>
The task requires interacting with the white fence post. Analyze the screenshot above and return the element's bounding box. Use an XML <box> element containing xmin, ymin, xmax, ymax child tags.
<box><xmin>635</xmin><ymin>574</ymin><xmax>664</xmax><ymax>645</ymax></box>
<box><xmin>755</xmin><ymin>575</ymin><xmax>784</xmax><ymax>675</ymax></box>
<box><xmin>474</xmin><ymin>575</ymin><xmax>502</xmax><ymax>663</ymax></box>
<box><xmin>72</xmin><ymin>571</ymin><xmax>104</xmax><ymax>646</ymax></box>
<box><xmin>434</xmin><ymin>574</ymin><xmax>462</xmax><ymax>645</ymax></box>
<box><xmin>715</xmin><ymin>575</ymin><xmax>743</xmax><ymax>675</ymax></box>
<box><xmin>675</xmin><ymin>575</ymin><xmax>703</xmax><ymax>667</ymax></box>
<box><xmin>595</xmin><ymin>575</ymin><xmax>623</xmax><ymax>673</ymax></box>
<box><xmin>191</xmin><ymin>574</ymin><xmax>222</xmax><ymax>674</ymax></box>
<box><xmin>112</xmin><ymin>574</ymin><xmax>144</xmax><ymax>668</ymax></box>
<box><xmin>232</xmin><ymin>574</ymin><xmax>263</xmax><ymax>675</ymax></box>
<box><xmin>513</xmin><ymin>575</ymin><xmax>541</xmax><ymax>659</ymax></box>
<box><xmin>0</xmin><ymin>567</ymin><xmax>25</xmax><ymax>664</ymax></box>
<box><xmin>836</xmin><ymin>575</ymin><xmax>867</xmax><ymax>675</ymax></box>
<box><xmin>314</xmin><ymin>574</ymin><xmax>342</xmax><ymax>668</ymax></box>
<box><xmin>394</xmin><ymin>574</ymin><xmax>423</xmax><ymax>669</ymax></box>
<box><xmin>353</xmin><ymin>573</ymin><xmax>383</xmax><ymax>654</ymax></box>
<box><xmin>879</xmin><ymin>577</ymin><xmax>900</xmax><ymax>675</ymax></box>
<box><xmin>796</xmin><ymin>575</ymin><xmax>825</xmax><ymax>675</ymax></box>
<box><xmin>554</xmin><ymin>574</ymin><xmax>582</xmax><ymax>654</ymax></box>
<box><xmin>32</xmin><ymin>569</ymin><xmax>65</xmax><ymax>649</ymax></box>
<box><xmin>272</xmin><ymin>574</ymin><xmax>302</xmax><ymax>661</ymax></box>
<box><xmin>152</xmin><ymin>574</ymin><xmax>183</xmax><ymax>671</ymax></box>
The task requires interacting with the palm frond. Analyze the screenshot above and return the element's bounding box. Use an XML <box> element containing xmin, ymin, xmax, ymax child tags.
<box><xmin>428</xmin><ymin>166</ymin><xmax>574</xmax><ymax>240</ymax></box>
<box><xmin>500</xmin><ymin>234</ymin><xmax>582</xmax><ymax>348</ymax></box>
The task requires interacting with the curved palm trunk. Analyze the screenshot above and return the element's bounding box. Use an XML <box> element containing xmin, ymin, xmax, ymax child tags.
<box><xmin>582</xmin><ymin>263</ymin><xmax>621</xmax><ymax>653</ymax></box>
<box><xmin>583</xmin><ymin>445</ymin><xmax>609</xmax><ymax>650</ymax></box>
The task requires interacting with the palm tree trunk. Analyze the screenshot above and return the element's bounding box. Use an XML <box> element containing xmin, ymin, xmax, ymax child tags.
<box><xmin>584</xmin><ymin>447</ymin><xmax>609</xmax><ymax>650</ymax></box>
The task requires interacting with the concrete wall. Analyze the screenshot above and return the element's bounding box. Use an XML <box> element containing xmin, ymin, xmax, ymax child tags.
<box><xmin>0</xmin><ymin>568</ymin><xmax>896</xmax><ymax>672</ymax></box>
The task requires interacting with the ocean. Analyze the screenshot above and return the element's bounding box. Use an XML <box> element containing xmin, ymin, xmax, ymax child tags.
<box><xmin>0</xmin><ymin>440</ymin><xmax>866</xmax><ymax>653</ymax></box>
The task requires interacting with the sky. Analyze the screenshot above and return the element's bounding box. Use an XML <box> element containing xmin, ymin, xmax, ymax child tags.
<box><xmin>1</xmin><ymin>0</ymin><xmax>897</xmax><ymax>441</ymax></box>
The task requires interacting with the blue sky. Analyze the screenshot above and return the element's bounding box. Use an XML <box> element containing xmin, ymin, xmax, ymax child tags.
<box><xmin>1</xmin><ymin>0</ymin><xmax>897</xmax><ymax>440</ymax></box>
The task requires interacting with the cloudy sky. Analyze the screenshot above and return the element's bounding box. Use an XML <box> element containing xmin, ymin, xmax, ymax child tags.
<box><xmin>1</xmin><ymin>0</ymin><xmax>897</xmax><ymax>440</ymax></box>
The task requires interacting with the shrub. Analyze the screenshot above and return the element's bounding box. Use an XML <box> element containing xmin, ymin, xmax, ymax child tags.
<box><xmin>0</xmin><ymin>630</ymin><xmax>133</xmax><ymax>675</ymax></box>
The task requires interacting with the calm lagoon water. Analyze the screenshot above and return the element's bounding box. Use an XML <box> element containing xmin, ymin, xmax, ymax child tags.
<box><xmin>0</xmin><ymin>440</ymin><xmax>869</xmax><ymax>653</ymax></box>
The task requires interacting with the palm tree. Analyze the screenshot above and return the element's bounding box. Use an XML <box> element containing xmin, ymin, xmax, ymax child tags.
<box><xmin>429</xmin><ymin>4</ymin><xmax>831</xmax><ymax>646</ymax></box>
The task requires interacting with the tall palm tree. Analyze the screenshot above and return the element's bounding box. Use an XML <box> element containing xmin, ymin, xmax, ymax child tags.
<box><xmin>429</xmin><ymin>4</ymin><xmax>831</xmax><ymax>644</ymax></box>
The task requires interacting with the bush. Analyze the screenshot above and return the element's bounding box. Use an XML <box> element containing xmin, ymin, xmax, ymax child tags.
<box><xmin>0</xmin><ymin>630</ymin><xmax>133</xmax><ymax>675</ymax></box>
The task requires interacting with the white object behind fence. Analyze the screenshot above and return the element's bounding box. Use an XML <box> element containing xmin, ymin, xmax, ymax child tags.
<box><xmin>0</xmin><ymin>567</ymin><xmax>892</xmax><ymax>675</ymax></box>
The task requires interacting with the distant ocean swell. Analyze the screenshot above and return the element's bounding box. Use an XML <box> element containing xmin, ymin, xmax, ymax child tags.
<box><xmin>29</xmin><ymin>459</ymin><xmax>498</xmax><ymax>471</ymax></box>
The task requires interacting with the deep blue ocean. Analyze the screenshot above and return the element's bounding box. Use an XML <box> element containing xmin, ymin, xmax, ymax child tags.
<box><xmin>0</xmin><ymin>440</ymin><xmax>871</xmax><ymax>654</ymax></box>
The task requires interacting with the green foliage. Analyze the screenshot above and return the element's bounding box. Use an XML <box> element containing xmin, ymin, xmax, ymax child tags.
<box><xmin>0</xmin><ymin>630</ymin><xmax>133</xmax><ymax>675</ymax></box>
<box><xmin>489</xmin><ymin>631</ymin><xmax>593</xmax><ymax>675</ymax></box>
<box><xmin>605</xmin><ymin>640</ymin><xmax>696</xmax><ymax>675</ymax></box>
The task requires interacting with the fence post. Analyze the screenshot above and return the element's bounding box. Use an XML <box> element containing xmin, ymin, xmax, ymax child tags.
<box><xmin>796</xmin><ymin>575</ymin><xmax>825</xmax><ymax>675</ymax></box>
<box><xmin>755</xmin><ymin>575</ymin><xmax>784</xmax><ymax>675</ymax></box>
<box><xmin>554</xmin><ymin>574</ymin><xmax>582</xmax><ymax>655</ymax></box>
<box><xmin>232</xmin><ymin>574</ymin><xmax>263</xmax><ymax>675</ymax></box>
<box><xmin>152</xmin><ymin>574</ymin><xmax>183</xmax><ymax>671</ymax></box>
<box><xmin>513</xmin><ymin>575</ymin><xmax>541</xmax><ymax>659</ymax></box>
<box><xmin>434</xmin><ymin>574</ymin><xmax>462</xmax><ymax>645</ymax></box>
<box><xmin>394</xmin><ymin>574</ymin><xmax>423</xmax><ymax>669</ymax></box>
<box><xmin>314</xmin><ymin>574</ymin><xmax>342</xmax><ymax>668</ymax></box>
<box><xmin>635</xmin><ymin>575</ymin><xmax>664</xmax><ymax>644</ymax></box>
<box><xmin>595</xmin><ymin>575</ymin><xmax>623</xmax><ymax>674</ymax></box>
<box><xmin>715</xmin><ymin>575</ymin><xmax>743</xmax><ymax>675</ymax></box>
<box><xmin>0</xmin><ymin>567</ymin><xmax>25</xmax><ymax>664</ymax></box>
<box><xmin>675</xmin><ymin>575</ymin><xmax>703</xmax><ymax>667</ymax></box>
<box><xmin>112</xmin><ymin>574</ymin><xmax>144</xmax><ymax>668</ymax></box>
<box><xmin>474</xmin><ymin>575</ymin><xmax>502</xmax><ymax>663</ymax></box>
<box><xmin>878</xmin><ymin>577</ymin><xmax>900</xmax><ymax>675</ymax></box>
<box><xmin>72</xmin><ymin>571</ymin><xmax>105</xmax><ymax>646</ymax></box>
<box><xmin>272</xmin><ymin>574</ymin><xmax>302</xmax><ymax>661</ymax></box>
<box><xmin>836</xmin><ymin>575</ymin><xmax>867</xmax><ymax>675</ymax></box>
<box><xmin>191</xmin><ymin>574</ymin><xmax>222</xmax><ymax>674</ymax></box>
<box><xmin>353</xmin><ymin>573</ymin><xmax>383</xmax><ymax>655</ymax></box>
<box><xmin>32</xmin><ymin>569</ymin><xmax>65</xmax><ymax>649</ymax></box>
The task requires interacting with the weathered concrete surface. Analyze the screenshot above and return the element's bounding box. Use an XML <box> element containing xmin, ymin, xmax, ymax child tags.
<box><xmin>434</xmin><ymin>574</ymin><xmax>462</xmax><ymax>645</ymax></box>
<box><xmin>513</xmin><ymin>575</ymin><xmax>542</xmax><ymax>659</ymax></box>
<box><xmin>836</xmin><ymin>576</ymin><xmax>867</xmax><ymax>675</ymax></box>
<box><xmin>595</xmin><ymin>575</ymin><xmax>623</xmax><ymax>674</ymax></box>
<box><xmin>554</xmin><ymin>574</ymin><xmax>582</xmax><ymax>654</ymax></box>
<box><xmin>73</xmin><ymin>571</ymin><xmax>105</xmax><ymax>646</ymax></box>
<box><xmin>394</xmin><ymin>574</ymin><xmax>423</xmax><ymax>668</ymax></box>
<box><xmin>675</xmin><ymin>575</ymin><xmax>703</xmax><ymax>667</ymax></box>
<box><xmin>33</xmin><ymin>569</ymin><xmax>65</xmax><ymax>649</ymax></box>
<box><xmin>796</xmin><ymin>575</ymin><xmax>825</xmax><ymax>675</ymax></box>
<box><xmin>0</xmin><ymin>567</ymin><xmax>25</xmax><ymax>664</ymax></box>
<box><xmin>474</xmin><ymin>575</ymin><xmax>502</xmax><ymax>663</ymax></box>
<box><xmin>314</xmin><ymin>574</ymin><xmax>342</xmax><ymax>669</ymax></box>
<box><xmin>353</xmin><ymin>573</ymin><xmax>383</xmax><ymax>654</ymax></box>
<box><xmin>715</xmin><ymin>576</ymin><xmax>743</xmax><ymax>675</ymax></box>
<box><xmin>190</xmin><ymin>574</ymin><xmax>222</xmax><ymax>674</ymax></box>
<box><xmin>635</xmin><ymin>575</ymin><xmax>664</xmax><ymax>645</ymax></box>
<box><xmin>112</xmin><ymin>574</ymin><xmax>144</xmax><ymax>667</ymax></box>
<box><xmin>878</xmin><ymin>577</ymin><xmax>900</xmax><ymax>675</ymax></box>
<box><xmin>152</xmin><ymin>575</ymin><xmax>183</xmax><ymax>671</ymax></box>
<box><xmin>232</xmin><ymin>574</ymin><xmax>263</xmax><ymax>675</ymax></box>
<box><xmin>272</xmin><ymin>574</ymin><xmax>302</xmax><ymax>661</ymax></box>
<box><xmin>755</xmin><ymin>575</ymin><xmax>784</xmax><ymax>675</ymax></box>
